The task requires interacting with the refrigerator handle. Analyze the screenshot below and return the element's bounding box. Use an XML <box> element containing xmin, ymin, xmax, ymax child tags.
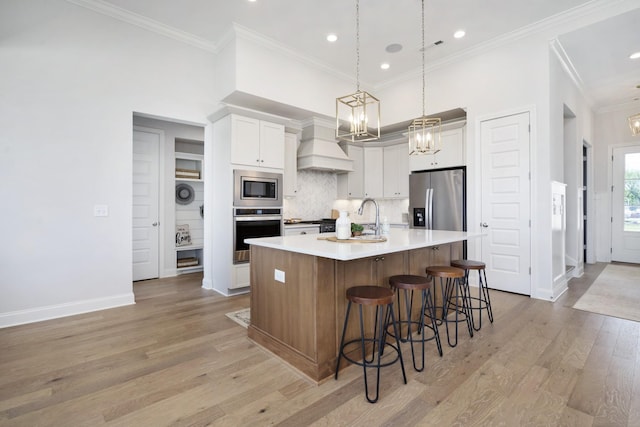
<box><xmin>427</xmin><ymin>188</ymin><xmax>434</xmax><ymax>229</ymax></box>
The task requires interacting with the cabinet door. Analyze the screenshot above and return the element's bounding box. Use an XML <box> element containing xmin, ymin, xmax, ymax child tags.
<box><xmin>337</xmin><ymin>145</ymin><xmax>364</xmax><ymax>199</ymax></box>
<box><xmin>284</xmin><ymin>133</ymin><xmax>297</xmax><ymax>197</ymax></box>
<box><xmin>434</xmin><ymin>128</ymin><xmax>464</xmax><ymax>169</ymax></box>
<box><xmin>383</xmin><ymin>144</ymin><xmax>409</xmax><ymax>198</ymax></box>
<box><xmin>409</xmin><ymin>126</ymin><xmax>464</xmax><ymax>171</ymax></box>
<box><xmin>231</xmin><ymin>115</ymin><xmax>261</xmax><ymax>167</ymax></box>
<box><xmin>259</xmin><ymin>121</ymin><xmax>285</xmax><ymax>169</ymax></box>
<box><xmin>363</xmin><ymin>147</ymin><xmax>383</xmax><ymax>198</ymax></box>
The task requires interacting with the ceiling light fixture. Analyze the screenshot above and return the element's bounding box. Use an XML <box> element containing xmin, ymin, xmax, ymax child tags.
<box><xmin>408</xmin><ymin>0</ymin><xmax>441</xmax><ymax>156</ymax></box>
<box><xmin>335</xmin><ymin>0</ymin><xmax>380</xmax><ymax>142</ymax></box>
<box><xmin>327</xmin><ymin>33</ymin><xmax>338</xmax><ymax>42</ymax></box>
<box><xmin>630</xmin><ymin>113</ymin><xmax>640</xmax><ymax>136</ymax></box>
<box><xmin>454</xmin><ymin>30</ymin><xmax>466</xmax><ymax>39</ymax></box>
<box><xmin>630</xmin><ymin>52</ymin><xmax>640</xmax><ymax>60</ymax></box>
<box><xmin>380</xmin><ymin>63</ymin><xmax>390</xmax><ymax>70</ymax></box>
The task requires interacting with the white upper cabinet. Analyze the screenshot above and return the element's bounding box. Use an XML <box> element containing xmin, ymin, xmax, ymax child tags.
<box><xmin>231</xmin><ymin>115</ymin><xmax>285</xmax><ymax>170</ymax></box>
<box><xmin>337</xmin><ymin>144</ymin><xmax>364</xmax><ymax>199</ymax></box>
<box><xmin>363</xmin><ymin>146</ymin><xmax>383</xmax><ymax>199</ymax></box>
<box><xmin>383</xmin><ymin>144</ymin><xmax>409</xmax><ymax>198</ymax></box>
<box><xmin>409</xmin><ymin>126</ymin><xmax>465</xmax><ymax>171</ymax></box>
<box><xmin>283</xmin><ymin>132</ymin><xmax>298</xmax><ymax>197</ymax></box>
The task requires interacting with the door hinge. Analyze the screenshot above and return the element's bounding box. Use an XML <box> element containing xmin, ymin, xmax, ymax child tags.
<box><xmin>611</xmin><ymin>217</ymin><xmax>613</xmax><ymax>223</ymax></box>
<box><xmin>528</xmin><ymin>124</ymin><xmax>531</xmax><ymax>133</ymax></box>
<box><xmin>611</xmin><ymin>185</ymin><xmax>614</xmax><ymax>192</ymax></box>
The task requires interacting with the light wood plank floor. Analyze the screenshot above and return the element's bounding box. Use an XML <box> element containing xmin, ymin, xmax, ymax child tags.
<box><xmin>2</xmin><ymin>263</ymin><xmax>640</xmax><ymax>426</ymax></box>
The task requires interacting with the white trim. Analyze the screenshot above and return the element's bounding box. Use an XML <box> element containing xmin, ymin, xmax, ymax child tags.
<box><xmin>0</xmin><ymin>294</ymin><xmax>135</xmax><ymax>328</ymax></box>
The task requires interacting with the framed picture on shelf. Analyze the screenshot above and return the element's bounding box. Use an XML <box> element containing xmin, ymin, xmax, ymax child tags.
<box><xmin>176</xmin><ymin>224</ymin><xmax>192</xmax><ymax>247</ymax></box>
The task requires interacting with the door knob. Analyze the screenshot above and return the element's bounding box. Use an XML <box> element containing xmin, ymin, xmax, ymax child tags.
<box><xmin>152</xmin><ymin>222</ymin><xmax>159</xmax><ymax>226</ymax></box>
<box><xmin>481</xmin><ymin>222</ymin><xmax>488</xmax><ymax>228</ymax></box>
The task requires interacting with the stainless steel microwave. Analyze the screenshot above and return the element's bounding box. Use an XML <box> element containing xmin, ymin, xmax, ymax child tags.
<box><xmin>233</xmin><ymin>169</ymin><xmax>283</xmax><ymax>207</ymax></box>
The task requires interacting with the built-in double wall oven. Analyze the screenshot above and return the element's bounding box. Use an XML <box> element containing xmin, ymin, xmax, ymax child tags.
<box><xmin>233</xmin><ymin>169</ymin><xmax>283</xmax><ymax>264</ymax></box>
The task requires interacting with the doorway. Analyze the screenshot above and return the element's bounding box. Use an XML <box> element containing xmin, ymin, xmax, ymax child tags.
<box><xmin>480</xmin><ymin>111</ymin><xmax>531</xmax><ymax>295</ymax></box>
<box><xmin>132</xmin><ymin>127</ymin><xmax>162</xmax><ymax>281</ymax></box>
<box><xmin>612</xmin><ymin>145</ymin><xmax>640</xmax><ymax>263</ymax></box>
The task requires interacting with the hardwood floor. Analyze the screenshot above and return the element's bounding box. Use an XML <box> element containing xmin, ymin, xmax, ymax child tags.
<box><xmin>1</xmin><ymin>263</ymin><xmax>640</xmax><ymax>426</ymax></box>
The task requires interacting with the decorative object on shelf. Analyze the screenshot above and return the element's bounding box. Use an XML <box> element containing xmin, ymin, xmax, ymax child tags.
<box><xmin>177</xmin><ymin>257</ymin><xmax>198</xmax><ymax>268</ymax></box>
<box><xmin>629</xmin><ymin>113</ymin><xmax>640</xmax><ymax>136</ymax></box>
<box><xmin>336</xmin><ymin>210</ymin><xmax>352</xmax><ymax>240</ymax></box>
<box><xmin>176</xmin><ymin>224</ymin><xmax>192</xmax><ymax>247</ymax></box>
<box><xmin>175</xmin><ymin>168</ymin><xmax>200</xmax><ymax>179</ymax></box>
<box><xmin>408</xmin><ymin>0</ymin><xmax>441</xmax><ymax>156</ymax></box>
<box><xmin>175</xmin><ymin>183</ymin><xmax>194</xmax><ymax>205</ymax></box>
<box><xmin>335</xmin><ymin>0</ymin><xmax>380</xmax><ymax>143</ymax></box>
<box><xmin>351</xmin><ymin>222</ymin><xmax>364</xmax><ymax>237</ymax></box>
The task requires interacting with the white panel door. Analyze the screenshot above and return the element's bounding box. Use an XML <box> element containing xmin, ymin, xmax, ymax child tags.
<box><xmin>612</xmin><ymin>146</ymin><xmax>640</xmax><ymax>263</ymax></box>
<box><xmin>480</xmin><ymin>112</ymin><xmax>531</xmax><ymax>295</ymax></box>
<box><xmin>133</xmin><ymin>128</ymin><xmax>160</xmax><ymax>281</ymax></box>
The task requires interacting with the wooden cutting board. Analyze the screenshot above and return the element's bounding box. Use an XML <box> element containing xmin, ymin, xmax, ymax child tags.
<box><xmin>317</xmin><ymin>236</ymin><xmax>387</xmax><ymax>243</ymax></box>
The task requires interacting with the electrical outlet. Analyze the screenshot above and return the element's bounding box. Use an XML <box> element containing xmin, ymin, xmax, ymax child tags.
<box><xmin>274</xmin><ymin>269</ymin><xmax>285</xmax><ymax>283</ymax></box>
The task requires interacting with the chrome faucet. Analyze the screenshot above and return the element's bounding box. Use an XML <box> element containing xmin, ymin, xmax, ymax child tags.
<box><xmin>358</xmin><ymin>198</ymin><xmax>380</xmax><ymax>235</ymax></box>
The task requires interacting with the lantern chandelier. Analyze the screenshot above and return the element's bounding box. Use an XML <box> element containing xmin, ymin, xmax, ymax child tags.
<box><xmin>630</xmin><ymin>113</ymin><xmax>640</xmax><ymax>136</ymax></box>
<box><xmin>408</xmin><ymin>0</ymin><xmax>441</xmax><ymax>155</ymax></box>
<box><xmin>336</xmin><ymin>0</ymin><xmax>381</xmax><ymax>142</ymax></box>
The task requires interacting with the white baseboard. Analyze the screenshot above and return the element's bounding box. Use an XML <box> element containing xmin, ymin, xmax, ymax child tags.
<box><xmin>0</xmin><ymin>293</ymin><xmax>135</xmax><ymax>328</ymax></box>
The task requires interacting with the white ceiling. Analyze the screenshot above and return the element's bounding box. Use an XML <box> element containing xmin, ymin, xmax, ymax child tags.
<box><xmin>89</xmin><ymin>0</ymin><xmax>640</xmax><ymax>111</ymax></box>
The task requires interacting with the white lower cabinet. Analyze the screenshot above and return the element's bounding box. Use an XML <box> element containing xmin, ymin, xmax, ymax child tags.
<box><xmin>284</xmin><ymin>226</ymin><xmax>320</xmax><ymax>236</ymax></box>
<box><xmin>231</xmin><ymin>264</ymin><xmax>251</xmax><ymax>290</ymax></box>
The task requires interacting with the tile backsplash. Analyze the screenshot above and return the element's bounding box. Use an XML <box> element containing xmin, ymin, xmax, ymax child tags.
<box><xmin>283</xmin><ymin>170</ymin><xmax>337</xmax><ymax>220</ymax></box>
<box><xmin>284</xmin><ymin>169</ymin><xmax>409</xmax><ymax>224</ymax></box>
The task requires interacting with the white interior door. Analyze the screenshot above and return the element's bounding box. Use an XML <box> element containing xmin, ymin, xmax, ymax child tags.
<box><xmin>133</xmin><ymin>128</ymin><xmax>160</xmax><ymax>281</ymax></box>
<box><xmin>612</xmin><ymin>146</ymin><xmax>640</xmax><ymax>263</ymax></box>
<box><xmin>480</xmin><ymin>112</ymin><xmax>531</xmax><ymax>295</ymax></box>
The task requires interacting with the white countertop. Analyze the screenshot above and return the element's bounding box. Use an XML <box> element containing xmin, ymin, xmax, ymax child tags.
<box><xmin>246</xmin><ymin>228</ymin><xmax>484</xmax><ymax>261</ymax></box>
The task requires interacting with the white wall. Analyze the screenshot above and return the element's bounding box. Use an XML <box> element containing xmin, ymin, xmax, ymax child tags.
<box><xmin>0</xmin><ymin>0</ymin><xmax>217</xmax><ymax>326</ymax></box>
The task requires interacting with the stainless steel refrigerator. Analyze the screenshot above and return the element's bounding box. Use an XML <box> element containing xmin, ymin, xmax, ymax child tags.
<box><xmin>409</xmin><ymin>167</ymin><xmax>466</xmax><ymax>257</ymax></box>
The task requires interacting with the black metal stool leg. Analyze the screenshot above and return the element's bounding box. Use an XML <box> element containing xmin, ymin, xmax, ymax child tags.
<box><xmin>335</xmin><ymin>300</ymin><xmax>352</xmax><ymax>379</ymax></box>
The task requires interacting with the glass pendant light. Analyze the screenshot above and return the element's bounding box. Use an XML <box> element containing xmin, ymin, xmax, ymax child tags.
<box><xmin>336</xmin><ymin>0</ymin><xmax>381</xmax><ymax>142</ymax></box>
<box><xmin>408</xmin><ymin>0</ymin><xmax>441</xmax><ymax>155</ymax></box>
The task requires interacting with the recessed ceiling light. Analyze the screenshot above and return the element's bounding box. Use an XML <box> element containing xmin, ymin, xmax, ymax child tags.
<box><xmin>454</xmin><ymin>30</ymin><xmax>466</xmax><ymax>39</ymax></box>
<box><xmin>248</xmin><ymin>0</ymin><xmax>257</xmax><ymax>2</ymax></box>
<box><xmin>380</xmin><ymin>63</ymin><xmax>390</xmax><ymax>70</ymax></box>
<box><xmin>630</xmin><ymin>52</ymin><xmax>640</xmax><ymax>60</ymax></box>
<box><xmin>326</xmin><ymin>34</ymin><xmax>338</xmax><ymax>43</ymax></box>
<box><xmin>385</xmin><ymin>43</ymin><xmax>403</xmax><ymax>53</ymax></box>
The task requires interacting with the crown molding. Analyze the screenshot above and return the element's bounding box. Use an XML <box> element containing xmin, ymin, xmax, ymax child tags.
<box><xmin>376</xmin><ymin>0</ymin><xmax>630</xmax><ymax>91</ymax></box>
<box><xmin>65</xmin><ymin>0</ymin><xmax>216</xmax><ymax>52</ymax></box>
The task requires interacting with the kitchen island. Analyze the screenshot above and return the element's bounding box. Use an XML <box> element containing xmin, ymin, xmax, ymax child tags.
<box><xmin>245</xmin><ymin>228</ymin><xmax>483</xmax><ymax>383</ymax></box>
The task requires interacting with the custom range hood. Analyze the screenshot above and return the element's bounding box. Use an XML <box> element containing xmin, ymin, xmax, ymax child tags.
<box><xmin>297</xmin><ymin>117</ymin><xmax>354</xmax><ymax>172</ymax></box>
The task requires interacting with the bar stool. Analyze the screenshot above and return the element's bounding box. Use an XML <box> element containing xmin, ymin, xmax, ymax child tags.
<box><xmin>387</xmin><ymin>275</ymin><xmax>442</xmax><ymax>372</ymax></box>
<box><xmin>425</xmin><ymin>266</ymin><xmax>473</xmax><ymax>348</ymax></box>
<box><xmin>451</xmin><ymin>260</ymin><xmax>494</xmax><ymax>331</ymax></box>
<box><xmin>335</xmin><ymin>285</ymin><xmax>407</xmax><ymax>403</ymax></box>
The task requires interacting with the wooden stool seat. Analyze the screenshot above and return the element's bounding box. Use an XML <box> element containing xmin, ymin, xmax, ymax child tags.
<box><xmin>426</xmin><ymin>265</ymin><xmax>465</xmax><ymax>278</ymax></box>
<box><xmin>347</xmin><ymin>285</ymin><xmax>394</xmax><ymax>306</ymax></box>
<box><xmin>451</xmin><ymin>259</ymin><xmax>486</xmax><ymax>270</ymax></box>
<box><xmin>389</xmin><ymin>275</ymin><xmax>431</xmax><ymax>290</ymax></box>
<box><xmin>451</xmin><ymin>259</ymin><xmax>494</xmax><ymax>331</ymax></box>
<box><xmin>388</xmin><ymin>275</ymin><xmax>442</xmax><ymax>372</ymax></box>
<box><xmin>426</xmin><ymin>265</ymin><xmax>472</xmax><ymax>347</ymax></box>
<box><xmin>336</xmin><ymin>285</ymin><xmax>406</xmax><ymax>403</ymax></box>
